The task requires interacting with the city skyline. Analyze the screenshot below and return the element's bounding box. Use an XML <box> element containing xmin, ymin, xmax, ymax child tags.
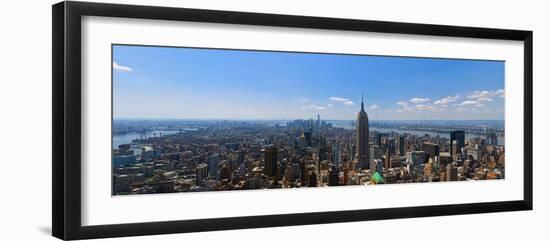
<box><xmin>113</xmin><ymin>45</ymin><xmax>505</xmax><ymax>120</ymax></box>
<box><xmin>112</xmin><ymin>45</ymin><xmax>505</xmax><ymax>195</ymax></box>
<box><xmin>112</xmin><ymin>98</ymin><xmax>505</xmax><ymax>194</ymax></box>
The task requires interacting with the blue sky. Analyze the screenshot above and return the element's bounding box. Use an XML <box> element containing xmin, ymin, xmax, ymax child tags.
<box><xmin>113</xmin><ymin>45</ymin><xmax>505</xmax><ymax>120</ymax></box>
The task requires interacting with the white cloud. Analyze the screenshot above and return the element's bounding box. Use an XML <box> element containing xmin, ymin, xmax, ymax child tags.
<box><xmin>415</xmin><ymin>104</ymin><xmax>434</xmax><ymax>111</ymax></box>
<box><xmin>434</xmin><ymin>95</ymin><xmax>460</xmax><ymax>105</ymax></box>
<box><xmin>476</xmin><ymin>97</ymin><xmax>493</xmax><ymax>102</ymax></box>
<box><xmin>326</xmin><ymin>104</ymin><xmax>334</xmax><ymax>107</ymax></box>
<box><xmin>392</xmin><ymin>90</ymin><xmax>502</xmax><ymax>114</ymax></box>
<box><xmin>298</xmin><ymin>97</ymin><xmax>310</xmax><ymax>102</ymax></box>
<box><xmin>467</xmin><ymin>89</ymin><xmax>504</xmax><ymax>101</ymax></box>
<box><xmin>113</xmin><ymin>62</ymin><xmax>133</xmax><ymax>72</ymax></box>
<box><xmin>301</xmin><ymin>104</ymin><xmax>326</xmax><ymax>110</ymax></box>
<box><xmin>395</xmin><ymin>101</ymin><xmax>413</xmax><ymax>112</ymax></box>
<box><xmin>330</xmin><ymin>96</ymin><xmax>350</xmax><ymax>102</ymax></box>
<box><xmin>458</xmin><ymin>100</ymin><xmax>478</xmax><ymax>106</ymax></box>
<box><xmin>467</xmin><ymin>90</ymin><xmax>491</xmax><ymax>99</ymax></box>
<box><xmin>396</xmin><ymin>101</ymin><xmax>408</xmax><ymax>107</ymax></box>
<box><xmin>456</xmin><ymin>90</ymin><xmax>504</xmax><ymax>108</ymax></box>
<box><xmin>409</xmin><ymin>97</ymin><xmax>431</xmax><ymax>104</ymax></box>
<box><xmin>495</xmin><ymin>89</ymin><xmax>505</xmax><ymax>98</ymax></box>
<box><xmin>370</xmin><ymin>104</ymin><xmax>379</xmax><ymax>110</ymax></box>
<box><xmin>329</xmin><ymin>96</ymin><xmax>354</xmax><ymax>106</ymax></box>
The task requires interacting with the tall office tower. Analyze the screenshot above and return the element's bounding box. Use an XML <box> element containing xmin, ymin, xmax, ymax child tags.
<box><xmin>319</xmin><ymin>134</ymin><xmax>327</xmax><ymax>147</ymax></box>
<box><xmin>317</xmin><ymin>113</ymin><xmax>321</xmax><ymax>127</ymax></box>
<box><xmin>208</xmin><ymin>154</ymin><xmax>220</xmax><ymax>178</ymax></box>
<box><xmin>350</xmin><ymin>144</ymin><xmax>356</xmax><ymax>160</ymax></box>
<box><xmin>332</xmin><ymin>143</ymin><xmax>342</xmax><ymax>168</ymax></box>
<box><xmin>328</xmin><ymin>166</ymin><xmax>340</xmax><ymax>186</ymax></box>
<box><xmin>487</xmin><ymin>129</ymin><xmax>498</xmax><ymax>146</ymax></box>
<box><xmin>356</xmin><ymin>94</ymin><xmax>370</xmax><ymax>169</ymax></box>
<box><xmin>369</xmin><ymin>145</ymin><xmax>383</xmax><ymax>161</ymax></box>
<box><xmin>387</xmin><ymin>138</ymin><xmax>396</xmax><ymax>155</ymax></box>
<box><xmin>370</xmin><ymin>159</ymin><xmax>384</xmax><ymax>174</ymax></box>
<box><xmin>450</xmin><ymin>131</ymin><xmax>465</xmax><ymax>156</ymax></box>
<box><xmin>264</xmin><ymin>145</ymin><xmax>278</xmax><ymax>177</ymax></box>
<box><xmin>375</xmin><ymin>133</ymin><xmax>382</xmax><ymax>147</ymax></box>
<box><xmin>299</xmin><ymin>160</ymin><xmax>307</xmax><ymax>184</ymax></box>
<box><xmin>277</xmin><ymin>148</ymin><xmax>284</xmax><ymax>179</ymax></box>
<box><xmin>308</xmin><ymin>171</ymin><xmax>318</xmax><ymax>187</ymax></box>
<box><xmin>318</xmin><ymin>136</ymin><xmax>329</xmax><ymax>163</ymax></box>
<box><xmin>196</xmin><ymin>163</ymin><xmax>209</xmax><ymax>186</ymax></box>
<box><xmin>408</xmin><ymin>150</ymin><xmax>428</xmax><ymax>170</ymax></box>
<box><xmin>384</xmin><ymin>147</ymin><xmax>391</xmax><ymax>170</ymax></box>
<box><xmin>303</xmin><ymin>130</ymin><xmax>312</xmax><ymax>147</ymax></box>
<box><xmin>422</xmin><ymin>142</ymin><xmax>440</xmax><ymax>159</ymax></box>
<box><xmin>451</xmin><ymin>140</ymin><xmax>458</xmax><ymax>159</ymax></box>
<box><xmin>349</xmin><ymin>120</ymin><xmax>355</xmax><ymax>157</ymax></box>
<box><xmin>218</xmin><ymin>164</ymin><xmax>231</xmax><ymax>180</ymax></box>
<box><xmin>446</xmin><ymin>164</ymin><xmax>458</xmax><ymax>181</ymax></box>
<box><xmin>397</xmin><ymin>134</ymin><xmax>405</xmax><ymax>156</ymax></box>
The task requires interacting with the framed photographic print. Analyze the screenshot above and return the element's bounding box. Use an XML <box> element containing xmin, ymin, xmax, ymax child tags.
<box><xmin>52</xmin><ymin>1</ymin><xmax>533</xmax><ymax>240</ymax></box>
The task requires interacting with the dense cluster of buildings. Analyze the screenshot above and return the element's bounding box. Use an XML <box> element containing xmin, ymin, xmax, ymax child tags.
<box><xmin>112</xmin><ymin>97</ymin><xmax>505</xmax><ymax>195</ymax></box>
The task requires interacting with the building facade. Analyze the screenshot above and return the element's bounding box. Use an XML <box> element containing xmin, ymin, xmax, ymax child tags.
<box><xmin>355</xmin><ymin>94</ymin><xmax>369</xmax><ymax>169</ymax></box>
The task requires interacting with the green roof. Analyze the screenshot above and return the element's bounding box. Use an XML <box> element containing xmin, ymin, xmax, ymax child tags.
<box><xmin>372</xmin><ymin>172</ymin><xmax>385</xmax><ymax>184</ymax></box>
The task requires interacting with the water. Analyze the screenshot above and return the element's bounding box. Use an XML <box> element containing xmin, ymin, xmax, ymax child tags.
<box><xmin>112</xmin><ymin>130</ymin><xmax>180</xmax><ymax>148</ymax></box>
<box><xmin>112</xmin><ymin>122</ymin><xmax>505</xmax><ymax>151</ymax></box>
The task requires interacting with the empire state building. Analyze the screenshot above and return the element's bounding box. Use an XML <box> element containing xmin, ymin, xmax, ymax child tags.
<box><xmin>356</xmin><ymin>94</ymin><xmax>369</xmax><ymax>169</ymax></box>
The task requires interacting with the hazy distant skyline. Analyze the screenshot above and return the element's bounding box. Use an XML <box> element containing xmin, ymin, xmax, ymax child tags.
<box><xmin>113</xmin><ymin>45</ymin><xmax>505</xmax><ymax>120</ymax></box>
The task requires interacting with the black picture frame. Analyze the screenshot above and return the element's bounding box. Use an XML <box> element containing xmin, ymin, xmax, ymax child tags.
<box><xmin>52</xmin><ymin>1</ymin><xmax>533</xmax><ymax>240</ymax></box>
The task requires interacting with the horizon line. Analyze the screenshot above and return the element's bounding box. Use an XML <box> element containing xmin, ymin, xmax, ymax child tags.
<box><xmin>113</xmin><ymin>118</ymin><xmax>505</xmax><ymax>121</ymax></box>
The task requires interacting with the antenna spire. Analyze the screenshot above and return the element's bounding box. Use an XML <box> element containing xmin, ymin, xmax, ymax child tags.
<box><xmin>361</xmin><ymin>92</ymin><xmax>364</xmax><ymax>111</ymax></box>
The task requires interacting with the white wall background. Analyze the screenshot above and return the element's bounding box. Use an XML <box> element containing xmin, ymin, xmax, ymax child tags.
<box><xmin>0</xmin><ymin>0</ymin><xmax>547</xmax><ymax>240</ymax></box>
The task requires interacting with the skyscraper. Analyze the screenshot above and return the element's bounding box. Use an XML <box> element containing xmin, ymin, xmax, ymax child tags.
<box><xmin>450</xmin><ymin>131</ymin><xmax>465</xmax><ymax>156</ymax></box>
<box><xmin>328</xmin><ymin>166</ymin><xmax>340</xmax><ymax>186</ymax></box>
<box><xmin>303</xmin><ymin>130</ymin><xmax>312</xmax><ymax>147</ymax></box>
<box><xmin>422</xmin><ymin>142</ymin><xmax>440</xmax><ymax>159</ymax></box>
<box><xmin>487</xmin><ymin>129</ymin><xmax>498</xmax><ymax>146</ymax></box>
<box><xmin>375</xmin><ymin>133</ymin><xmax>382</xmax><ymax>147</ymax></box>
<box><xmin>208</xmin><ymin>154</ymin><xmax>220</xmax><ymax>178</ymax></box>
<box><xmin>196</xmin><ymin>163</ymin><xmax>208</xmax><ymax>186</ymax></box>
<box><xmin>308</xmin><ymin>171</ymin><xmax>318</xmax><ymax>187</ymax></box>
<box><xmin>332</xmin><ymin>143</ymin><xmax>341</xmax><ymax>168</ymax></box>
<box><xmin>264</xmin><ymin>145</ymin><xmax>278</xmax><ymax>177</ymax></box>
<box><xmin>317</xmin><ymin>113</ymin><xmax>321</xmax><ymax>127</ymax></box>
<box><xmin>356</xmin><ymin>94</ymin><xmax>369</xmax><ymax>169</ymax></box>
<box><xmin>446</xmin><ymin>164</ymin><xmax>458</xmax><ymax>181</ymax></box>
<box><xmin>397</xmin><ymin>134</ymin><xmax>405</xmax><ymax>156</ymax></box>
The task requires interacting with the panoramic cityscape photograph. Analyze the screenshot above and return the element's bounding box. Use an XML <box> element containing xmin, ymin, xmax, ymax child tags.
<box><xmin>111</xmin><ymin>45</ymin><xmax>505</xmax><ymax>195</ymax></box>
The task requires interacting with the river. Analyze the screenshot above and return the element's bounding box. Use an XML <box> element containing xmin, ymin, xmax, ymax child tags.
<box><xmin>112</xmin><ymin>130</ymin><xmax>180</xmax><ymax>148</ymax></box>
